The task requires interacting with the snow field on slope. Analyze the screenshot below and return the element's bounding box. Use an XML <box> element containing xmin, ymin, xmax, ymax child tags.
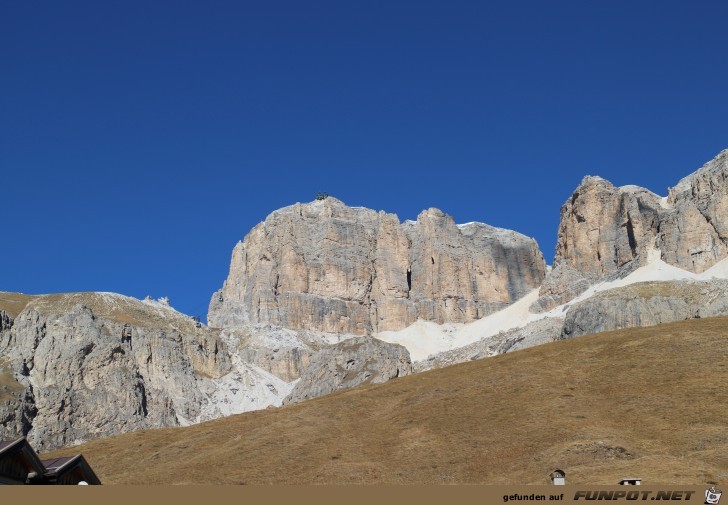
<box><xmin>375</xmin><ymin>247</ymin><xmax>728</xmax><ymax>362</ymax></box>
<box><xmin>196</xmin><ymin>350</ymin><xmax>298</xmax><ymax>422</ymax></box>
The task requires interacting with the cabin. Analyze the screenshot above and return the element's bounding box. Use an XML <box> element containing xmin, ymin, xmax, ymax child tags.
<box><xmin>619</xmin><ymin>478</ymin><xmax>642</xmax><ymax>485</ymax></box>
<box><xmin>0</xmin><ymin>438</ymin><xmax>101</xmax><ymax>485</ymax></box>
<box><xmin>549</xmin><ymin>468</ymin><xmax>566</xmax><ymax>485</ymax></box>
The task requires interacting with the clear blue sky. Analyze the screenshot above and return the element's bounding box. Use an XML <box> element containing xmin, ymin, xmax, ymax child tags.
<box><xmin>2</xmin><ymin>1</ymin><xmax>727</xmax><ymax>320</ymax></box>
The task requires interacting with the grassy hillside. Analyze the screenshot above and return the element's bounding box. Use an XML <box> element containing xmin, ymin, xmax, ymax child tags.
<box><xmin>0</xmin><ymin>292</ymin><xmax>33</xmax><ymax>318</ymax></box>
<box><xmin>44</xmin><ymin>316</ymin><xmax>728</xmax><ymax>485</ymax></box>
<box><xmin>0</xmin><ymin>291</ymin><xmax>209</xmax><ymax>334</ymax></box>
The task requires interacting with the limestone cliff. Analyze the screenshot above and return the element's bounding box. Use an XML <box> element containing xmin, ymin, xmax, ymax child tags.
<box><xmin>0</xmin><ymin>290</ymin><xmax>418</xmax><ymax>451</ymax></box>
<box><xmin>8</xmin><ymin>149</ymin><xmax>728</xmax><ymax>452</ymax></box>
<box><xmin>0</xmin><ymin>292</ymin><xmax>234</xmax><ymax>451</ymax></box>
<box><xmin>208</xmin><ymin>198</ymin><xmax>546</xmax><ymax>334</ymax></box>
<box><xmin>533</xmin><ymin>149</ymin><xmax>728</xmax><ymax>311</ymax></box>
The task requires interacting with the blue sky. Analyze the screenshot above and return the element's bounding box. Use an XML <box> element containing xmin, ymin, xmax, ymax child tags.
<box><xmin>2</xmin><ymin>1</ymin><xmax>727</xmax><ymax>320</ymax></box>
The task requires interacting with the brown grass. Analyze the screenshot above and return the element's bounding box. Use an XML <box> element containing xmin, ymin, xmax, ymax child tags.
<box><xmin>0</xmin><ymin>292</ymin><xmax>34</xmax><ymax>318</ymax></box>
<box><xmin>43</xmin><ymin>317</ymin><xmax>728</xmax><ymax>485</ymax></box>
<box><xmin>22</xmin><ymin>292</ymin><xmax>207</xmax><ymax>333</ymax></box>
<box><xmin>602</xmin><ymin>281</ymin><xmax>713</xmax><ymax>301</ymax></box>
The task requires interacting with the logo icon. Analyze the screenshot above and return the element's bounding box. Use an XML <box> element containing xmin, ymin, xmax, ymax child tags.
<box><xmin>706</xmin><ymin>486</ymin><xmax>722</xmax><ymax>505</ymax></box>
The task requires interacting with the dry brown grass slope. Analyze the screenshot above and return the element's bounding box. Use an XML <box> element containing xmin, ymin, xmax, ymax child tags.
<box><xmin>44</xmin><ymin>316</ymin><xmax>728</xmax><ymax>485</ymax></box>
<box><xmin>0</xmin><ymin>292</ymin><xmax>33</xmax><ymax>318</ymax></box>
<box><xmin>0</xmin><ymin>291</ymin><xmax>208</xmax><ymax>334</ymax></box>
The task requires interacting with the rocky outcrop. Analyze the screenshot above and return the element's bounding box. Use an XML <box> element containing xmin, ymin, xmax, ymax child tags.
<box><xmin>413</xmin><ymin>317</ymin><xmax>563</xmax><ymax>372</ymax></box>
<box><xmin>209</xmin><ymin>198</ymin><xmax>546</xmax><ymax>334</ymax></box>
<box><xmin>283</xmin><ymin>337</ymin><xmax>412</xmax><ymax>404</ymax></box>
<box><xmin>560</xmin><ymin>280</ymin><xmax>728</xmax><ymax>339</ymax></box>
<box><xmin>6</xmin><ymin>149</ymin><xmax>728</xmax><ymax>452</ymax></box>
<box><xmin>0</xmin><ymin>291</ymin><xmax>418</xmax><ymax>450</ymax></box>
<box><xmin>660</xmin><ymin>150</ymin><xmax>728</xmax><ymax>272</ymax></box>
<box><xmin>0</xmin><ymin>292</ymin><xmax>233</xmax><ymax>451</ymax></box>
<box><xmin>233</xmin><ymin>324</ymin><xmax>342</xmax><ymax>383</ymax></box>
<box><xmin>534</xmin><ymin>150</ymin><xmax>728</xmax><ymax>311</ymax></box>
<box><xmin>413</xmin><ymin>278</ymin><xmax>728</xmax><ymax>372</ymax></box>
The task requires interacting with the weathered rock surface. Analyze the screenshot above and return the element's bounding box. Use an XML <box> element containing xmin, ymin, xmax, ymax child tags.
<box><xmin>660</xmin><ymin>150</ymin><xmax>728</xmax><ymax>272</ymax></box>
<box><xmin>232</xmin><ymin>324</ymin><xmax>349</xmax><ymax>383</ymax></box>
<box><xmin>534</xmin><ymin>150</ymin><xmax>728</xmax><ymax>311</ymax></box>
<box><xmin>0</xmin><ymin>292</ymin><xmax>233</xmax><ymax>451</ymax></box>
<box><xmin>0</xmin><ymin>291</ymin><xmax>417</xmax><ymax>450</ymax></box>
<box><xmin>283</xmin><ymin>337</ymin><xmax>412</xmax><ymax>404</ymax></box>
<box><xmin>560</xmin><ymin>280</ymin><xmax>728</xmax><ymax>339</ymax></box>
<box><xmin>235</xmin><ymin>327</ymin><xmax>316</xmax><ymax>383</ymax></box>
<box><xmin>7</xmin><ymin>149</ymin><xmax>728</xmax><ymax>452</ymax></box>
<box><xmin>413</xmin><ymin>278</ymin><xmax>728</xmax><ymax>372</ymax></box>
<box><xmin>414</xmin><ymin>317</ymin><xmax>563</xmax><ymax>372</ymax></box>
<box><xmin>209</xmin><ymin>198</ymin><xmax>546</xmax><ymax>334</ymax></box>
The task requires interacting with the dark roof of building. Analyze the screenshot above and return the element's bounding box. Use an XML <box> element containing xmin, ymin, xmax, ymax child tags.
<box><xmin>43</xmin><ymin>454</ymin><xmax>101</xmax><ymax>485</ymax></box>
<box><xmin>0</xmin><ymin>438</ymin><xmax>101</xmax><ymax>485</ymax></box>
<box><xmin>0</xmin><ymin>437</ymin><xmax>47</xmax><ymax>483</ymax></box>
<box><xmin>0</xmin><ymin>438</ymin><xmax>23</xmax><ymax>454</ymax></box>
<box><xmin>41</xmin><ymin>456</ymin><xmax>78</xmax><ymax>473</ymax></box>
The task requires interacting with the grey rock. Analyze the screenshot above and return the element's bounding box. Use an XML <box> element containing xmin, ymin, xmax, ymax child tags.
<box><xmin>530</xmin><ymin>264</ymin><xmax>593</xmax><ymax>313</ymax></box>
<box><xmin>283</xmin><ymin>337</ymin><xmax>412</xmax><ymax>404</ymax></box>
<box><xmin>534</xmin><ymin>150</ymin><xmax>728</xmax><ymax>311</ymax></box>
<box><xmin>0</xmin><ymin>292</ymin><xmax>232</xmax><ymax>451</ymax></box>
<box><xmin>660</xmin><ymin>150</ymin><xmax>728</xmax><ymax>272</ymax></box>
<box><xmin>209</xmin><ymin>198</ymin><xmax>546</xmax><ymax>334</ymax></box>
<box><xmin>233</xmin><ymin>325</ymin><xmax>325</xmax><ymax>383</ymax></box>
<box><xmin>560</xmin><ymin>279</ymin><xmax>728</xmax><ymax>338</ymax></box>
<box><xmin>413</xmin><ymin>317</ymin><xmax>563</xmax><ymax>372</ymax></box>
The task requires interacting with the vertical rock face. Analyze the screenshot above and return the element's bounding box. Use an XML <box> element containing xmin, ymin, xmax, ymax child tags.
<box><xmin>208</xmin><ymin>198</ymin><xmax>546</xmax><ymax>334</ymax></box>
<box><xmin>660</xmin><ymin>150</ymin><xmax>728</xmax><ymax>272</ymax></box>
<box><xmin>533</xmin><ymin>149</ymin><xmax>728</xmax><ymax>311</ymax></box>
<box><xmin>0</xmin><ymin>292</ymin><xmax>233</xmax><ymax>451</ymax></box>
<box><xmin>553</xmin><ymin>177</ymin><xmax>664</xmax><ymax>279</ymax></box>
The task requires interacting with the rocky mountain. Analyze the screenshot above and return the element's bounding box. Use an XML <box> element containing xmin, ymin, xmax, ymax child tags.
<box><xmin>4</xmin><ymin>148</ymin><xmax>728</xmax><ymax>453</ymax></box>
<box><xmin>0</xmin><ymin>291</ymin><xmax>412</xmax><ymax>451</ymax></box>
<box><xmin>379</xmin><ymin>149</ymin><xmax>728</xmax><ymax>371</ymax></box>
<box><xmin>0</xmin><ymin>292</ymin><xmax>296</xmax><ymax>450</ymax></box>
<box><xmin>208</xmin><ymin>198</ymin><xmax>546</xmax><ymax>334</ymax></box>
<box><xmin>533</xmin><ymin>149</ymin><xmax>728</xmax><ymax>312</ymax></box>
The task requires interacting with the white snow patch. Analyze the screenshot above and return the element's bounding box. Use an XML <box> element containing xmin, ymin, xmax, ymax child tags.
<box><xmin>697</xmin><ymin>256</ymin><xmax>728</xmax><ymax>280</ymax></box>
<box><xmin>197</xmin><ymin>351</ymin><xmax>297</xmax><ymax>421</ymax></box>
<box><xmin>375</xmin><ymin>245</ymin><xmax>728</xmax><ymax>362</ymax></box>
<box><xmin>376</xmin><ymin>289</ymin><xmax>545</xmax><ymax>361</ymax></box>
<box><xmin>561</xmin><ymin>246</ymin><xmax>728</xmax><ymax>310</ymax></box>
<box><xmin>619</xmin><ymin>184</ymin><xmax>648</xmax><ymax>193</ymax></box>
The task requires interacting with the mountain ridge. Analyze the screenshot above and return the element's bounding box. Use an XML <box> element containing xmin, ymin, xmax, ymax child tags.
<box><xmin>41</xmin><ymin>316</ymin><xmax>728</xmax><ymax>485</ymax></box>
<box><xmin>3</xmin><ymin>148</ymin><xmax>728</xmax><ymax>454</ymax></box>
